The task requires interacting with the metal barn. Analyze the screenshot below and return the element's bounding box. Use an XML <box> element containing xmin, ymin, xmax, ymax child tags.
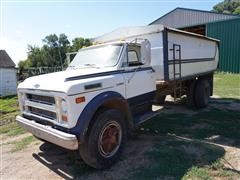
<box><xmin>0</xmin><ymin>50</ymin><xmax>17</xmax><ymax>96</ymax></box>
<box><xmin>150</xmin><ymin>7</ymin><xmax>240</xmax><ymax>73</ymax></box>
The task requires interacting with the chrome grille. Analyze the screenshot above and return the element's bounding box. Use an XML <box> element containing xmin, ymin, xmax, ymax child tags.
<box><xmin>28</xmin><ymin>106</ymin><xmax>56</xmax><ymax>120</ymax></box>
<box><xmin>23</xmin><ymin>93</ymin><xmax>58</xmax><ymax>122</ymax></box>
<box><xmin>26</xmin><ymin>94</ymin><xmax>55</xmax><ymax>105</ymax></box>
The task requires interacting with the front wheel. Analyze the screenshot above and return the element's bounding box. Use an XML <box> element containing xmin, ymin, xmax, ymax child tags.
<box><xmin>79</xmin><ymin>109</ymin><xmax>127</xmax><ymax>169</ymax></box>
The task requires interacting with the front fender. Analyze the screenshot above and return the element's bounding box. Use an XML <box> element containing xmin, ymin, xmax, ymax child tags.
<box><xmin>69</xmin><ymin>91</ymin><xmax>127</xmax><ymax>143</ymax></box>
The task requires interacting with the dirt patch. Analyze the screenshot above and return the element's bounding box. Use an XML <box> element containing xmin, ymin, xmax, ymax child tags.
<box><xmin>223</xmin><ymin>146</ymin><xmax>240</xmax><ymax>172</ymax></box>
<box><xmin>1</xmin><ymin>140</ymin><xmax>72</xmax><ymax>180</ymax></box>
<box><xmin>1</xmin><ymin>134</ymin><xmax>156</xmax><ymax>180</ymax></box>
<box><xmin>1</xmin><ymin>133</ymin><xmax>240</xmax><ymax>180</ymax></box>
<box><xmin>82</xmin><ymin>135</ymin><xmax>155</xmax><ymax>180</ymax></box>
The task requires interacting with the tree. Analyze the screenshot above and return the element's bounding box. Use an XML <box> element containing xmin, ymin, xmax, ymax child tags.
<box><xmin>27</xmin><ymin>45</ymin><xmax>46</xmax><ymax>67</ymax></box>
<box><xmin>71</xmin><ymin>37</ymin><xmax>91</xmax><ymax>52</ymax></box>
<box><xmin>18</xmin><ymin>59</ymin><xmax>32</xmax><ymax>71</ymax></box>
<box><xmin>59</xmin><ymin>34</ymin><xmax>70</xmax><ymax>48</ymax></box>
<box><xmin>234</xmin><ymin>6</ymin><xmax>240</xmax><ymax>13</ymax></box>
<box><xmin>18</xmin><ymin>34</ymin><xmax>91</xmax><ymax>71</ymax></box>
<box><xmin>213</xmin><ymin>0</ymin><xmax>240</xmax><ymax>14</ymax></box>
<box><xmin>42</xmin><ymin>34</ymin><xmax>59</xmax><ymax>47</ymax></box>
<box><xmin>42</xmin><ymin>33</ymin><xmax>70</xmax><ymax>68</ymax></box>
<box><xmin>18</xmin><ymin>58</ymin><xmax>32</xmax><ymax>80</ymax></box>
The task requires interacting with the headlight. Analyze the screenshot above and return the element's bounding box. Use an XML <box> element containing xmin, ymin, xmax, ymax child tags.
<box><xmin>18</xmin><ymin>92</ymin><xmax>26</xmax><ymax>112</ymax></box>
<box><xmin>61</xmin><ymin>99</ymin><xmax>67</xmax><ymax>114</ymax></box>
<box><xmin>61</xmin><ymin>99</ymin><xmax>68</xmax><ymax>122</ymax></box>
<box><xmin>56</xmin><ymin>97</ymin><xmax>68</xmax><ymax>125</ymax></box>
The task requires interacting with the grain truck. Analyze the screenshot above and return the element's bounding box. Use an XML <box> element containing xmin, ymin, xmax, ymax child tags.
<box><xmin>16</xmin><ymin>25</ymin><xmax>219</xmax><ymax>169</ymax></box>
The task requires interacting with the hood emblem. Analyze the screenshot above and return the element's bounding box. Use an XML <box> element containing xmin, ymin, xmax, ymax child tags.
<box><xmin>34</xmin><ymin>84</ymin><xmax>40</xmax><ymax>88</ymax></box>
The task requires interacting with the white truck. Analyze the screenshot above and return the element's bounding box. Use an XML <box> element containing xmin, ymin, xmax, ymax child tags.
<box><xmin>16</xmin><ymin>25</ymin><xmax>219</xmax><ymax>169</ymax></box>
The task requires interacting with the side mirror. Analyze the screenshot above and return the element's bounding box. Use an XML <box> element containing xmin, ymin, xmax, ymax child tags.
<box><xmin>140</xmin><ymin>39</ymin><xmax>151</xmax><ymax>65</ymax></box>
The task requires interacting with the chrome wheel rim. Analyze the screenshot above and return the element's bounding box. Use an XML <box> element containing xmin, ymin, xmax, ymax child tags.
<box><xmin>98</xmin><ymin>121</ymin><xmax>122</xmax><ymax>158</ymax></box>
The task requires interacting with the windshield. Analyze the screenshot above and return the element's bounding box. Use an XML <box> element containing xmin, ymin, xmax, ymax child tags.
<box><xmin>68</xmin><ymin>44</ymin><xmax>123</xmax><ymax>69</ymax></box>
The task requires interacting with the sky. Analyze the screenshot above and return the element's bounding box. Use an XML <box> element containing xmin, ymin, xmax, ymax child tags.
<box><xmin>0</xmin><ymin>0</ymin><xmax>221</xmax><ymax>65</ymax></box>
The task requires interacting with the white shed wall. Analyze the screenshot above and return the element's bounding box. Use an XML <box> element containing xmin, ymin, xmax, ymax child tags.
<box><xmin>0</xmin><ymin>68</ymin><xmax>17</xmax><ymax>96</ymax></box>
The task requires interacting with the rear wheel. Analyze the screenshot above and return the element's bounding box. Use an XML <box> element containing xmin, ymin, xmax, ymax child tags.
<box><xmin>155</xmin><ymin>95</ymin><xmax>166</xmax><ymax>105</ymax></box>
<box><xmin>194</xmin><ymin>79</ymin><xmax>211</xmax><ymax>108</ymax></box>
<box><xmin>186</xmin><ymin>80</ymin><xmax>196</xmax><ymax>107</ymax></box>
<box><xmin>79</xmin><ymin>109</ymin><xmax>127</xmax><ymax>169</ymax></box>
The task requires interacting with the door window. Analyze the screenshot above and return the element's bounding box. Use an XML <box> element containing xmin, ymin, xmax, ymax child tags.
<box><xmin>128</xmin><ymin>50</ymin><xmax>139</xmax><ymax>66</ymax></box>
<box><xmin>125</xmin><ymin>45</ymin><xmax>143</xmax><ymax>67</ymax></box>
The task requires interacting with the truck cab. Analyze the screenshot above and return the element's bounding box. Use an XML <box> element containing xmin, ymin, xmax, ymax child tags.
<box><xmin>16</xmin><ymin>40</ymin><xmax>157</xmax><ymax>169</ymax></box>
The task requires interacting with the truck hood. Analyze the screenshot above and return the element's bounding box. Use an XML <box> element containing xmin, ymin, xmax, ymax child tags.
<box><xmin>18</xmin><ymin>67</ymin><xmax>121</xmax><ymax>95</ymax></box>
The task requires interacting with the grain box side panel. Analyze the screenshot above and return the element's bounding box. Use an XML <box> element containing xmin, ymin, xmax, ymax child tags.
<box><xmin>167</xmin><ymin>31</ymin><xmax>219</xmax><ymax>80</ymax></box>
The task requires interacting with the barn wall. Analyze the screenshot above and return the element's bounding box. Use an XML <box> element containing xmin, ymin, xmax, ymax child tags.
<box><xmin>0</xmin><ymin>68</ymin><xmax>17</xmax><ymax>96</ymax></box>
<box><xmin>207</xmin><ymin>18</ymin><xmax>240</xmax><ymax>73</ymax></box>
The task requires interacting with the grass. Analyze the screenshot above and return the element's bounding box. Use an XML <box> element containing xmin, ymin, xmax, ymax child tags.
<box><xmin>214</xmin><ymin>72</ymin><xmax>240</xmax><ymax>99</ymax></box>
<box><xmin>0</xmin><ymin>95</ymin><xmax>20</xmax><ymax>126</ymax></box>
<box><xmin>129</xmin><ymin>139</ymin><xmax>225</xmax><ymax>179</ymax></box>
<box><xmin>138</xmin><ymin>108</ymin><xmax>240</xmax><ymax>140</ymax></box>
<box><xmin>0</xmin><ymin>95</ymin><xmax>19</xmax><ymax>113</ymax></box>
<box><xmin>0</xmin><ymin>96</ymin><xmax>34</xmax><ymax>152</ymax></box>
<box><xmin>0</xmin><ymin>122</ymin><xmax>26</xmax><ymax>136</ymax></box>
<box><xmin>183</xmin><ymin>163</ymin><xmax>239</xmax><ymax>180</ymax></box>
<box><xmin>10</xmin><ymin>136</ymin><xmax>37</xmax><ymax>152</ymax></box>
<box><xmin>183</xmin><ymin>167</ymin><xmax>211</xmax><ymax>180</ymax></box>
<box><xmin>134</xmin><ymin>104</ymin><xmax>240</xmax><ymax>179</ymax></box>
<box><xmin>0</xmin><ymin>95</ymin><xmax>25</xmax><ymax>136</ymax></box>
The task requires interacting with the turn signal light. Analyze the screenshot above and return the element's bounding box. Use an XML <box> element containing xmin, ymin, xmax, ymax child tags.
<box><xmin>62</xmin><ymin>115</ymin><xmax>68</xmax><ymax>122</ymax></box>
<box><xmin>75</xmin><ymin>96</ymin><xmax>85</xmax><ymax>104</ymax></box>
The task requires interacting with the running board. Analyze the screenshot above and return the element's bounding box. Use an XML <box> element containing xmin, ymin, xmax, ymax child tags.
<box><xmin>134</xmin><ymin>110</ymin><xmax>161</xmax><ymax>126</ymax></box>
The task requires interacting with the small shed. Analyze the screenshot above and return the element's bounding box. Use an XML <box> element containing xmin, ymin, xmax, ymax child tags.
<box><xmin>0</xmin><ymin>50</ymin><xmax>17</xmax><ymax>96</ymax></box>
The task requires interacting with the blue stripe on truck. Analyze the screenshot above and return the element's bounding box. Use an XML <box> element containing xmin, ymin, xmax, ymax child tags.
<box><xmin>65</xmin><ymin>67</ymin><xmax>154</xmax><ymax>82</ymax></box>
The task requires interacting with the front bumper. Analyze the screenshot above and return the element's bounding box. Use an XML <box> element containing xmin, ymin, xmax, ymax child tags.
<box><xmin>16</xmin><ymin>115</ymin><xmax>79</xmax><ymax>150</ymax></box>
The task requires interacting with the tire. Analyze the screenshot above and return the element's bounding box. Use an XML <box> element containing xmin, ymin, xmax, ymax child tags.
<box><xmin>156</xmin><ymin>95</ymin><xmax>166</xmax><ymax>105</ymax></box>
<box><xmin>79</xmin><ymin>109</ymin><xmax>127</xmax><ymax>169</ymax></box>
<box><xmin>170</xmin><ymin>89</ymin><xmax>182</xmax><ymax>99</ymax></box>
<box><xmin>194</xmin><ymin>79</ymin><xmax>211</xmax><ymax>108</ymax></box>
<box><xmin>186</xmin><ymin>80</ymin><xmax>196</xmax><ymax>107</ymax></box>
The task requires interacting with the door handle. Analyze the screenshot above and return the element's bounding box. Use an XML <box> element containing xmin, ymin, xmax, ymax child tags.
<box><xmin>151</xmin><ymin>68</ymin><xmax>155</xmax><ymax>72</ymax></box>
<box><xmin>128</xmin><ymin>67</ymin><xmax>141</xmax><ymax>83</ymax></box>
<box><xmin>147</xmin><ymin>68</ymin><xmax>155</xmax><ymax>74</ymax></box>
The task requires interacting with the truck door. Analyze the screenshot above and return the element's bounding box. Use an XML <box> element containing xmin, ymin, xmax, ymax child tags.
<box><xmin>123</xmin><ymin>44</ymin><xmax>156</xmax><ymax>114</ymax></box>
